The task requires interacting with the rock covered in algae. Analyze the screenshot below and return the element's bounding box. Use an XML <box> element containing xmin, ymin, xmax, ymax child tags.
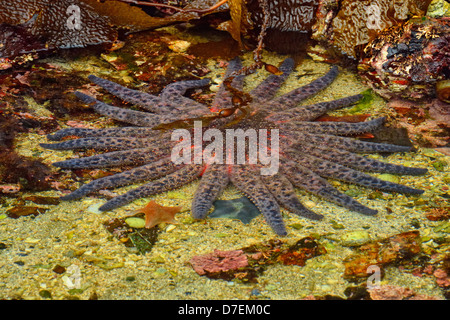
<box><xmin>311</xmin><ymin>0</ymin><xmax>432</xmax><ymax>60</ymax></box>
<box><xmin>343</xmin><ymin>231</ymin><xmax>422</xmax><ymax>280</ymax></box>
<box><xmin>0</xmin><ymin>0</ymin><xmax>118</xmax><ymax>69</ymax></box>
<box><xmin>358</xmin><ymin>17</ymin><xmax>450</xmax><ymax>101</ymax></box>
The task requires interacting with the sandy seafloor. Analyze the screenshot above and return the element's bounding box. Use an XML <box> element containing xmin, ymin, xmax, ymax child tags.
<box><xmin>0</xmin><ymin>26</ymin><xmax>449</xmax><ymax>301</ymax></box>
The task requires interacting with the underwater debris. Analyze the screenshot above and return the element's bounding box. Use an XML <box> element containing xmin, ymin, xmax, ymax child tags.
<box><xmin>103</xmin><ymin>216</ymin><xmax>159</xmax><ymax>254</ymax></box>
<box><xmin>189</xmin><ymin>249</ymin><xmax>249</xmax><ymax>280</ymax></box>
<box><xmin>24</xmin><ymin>195</ymin><xmax>61</xmax><ymax>205</ymax></box>
<box><xmin>6</xmin><ymin>206</ymin><xmax>48</xmax><ymax>219</ymax></box>
<box><xmin>425</xmin><ymin>207</ymin><xmax>449</xmax><ymax>221</ymax></box>
<box><xmin>343</xmin><ymin>231</ymin><xmax>422</xmax><ymax>281</ymax></box>
<box><xmin>277</xmin><ymin>236</ymin><xmax>327</xmax><ymax>266</ymax></box>
<box><xmin>359</xmin><ymin>17</ymin><xmax>450</xmax><ymax>101</ymax></box>
<box><xmin>387</xmin><ymin>98</ymin><xmax>450</xmax><ymax>151</ymax></box>
<box><xmin>189</xmin><ymin>237</ymin><xmax>326</xmax><ymax>282</ymax></box>
<box><xmin>368</xmin><ymin>284</ymin><xmax>442</xmax><ymax>300</ymax></box>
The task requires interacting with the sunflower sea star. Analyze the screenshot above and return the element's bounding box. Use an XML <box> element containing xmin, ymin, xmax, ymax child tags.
<box><xmin>41</xmin><ymin>57</ymin><xmax>427</xmax><ymax>236</ymax></box>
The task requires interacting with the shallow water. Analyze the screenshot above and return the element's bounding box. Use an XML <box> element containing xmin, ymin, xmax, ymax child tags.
<box><xmin>0</xmin><ymin>26</ymin><xmax>448</xmax><ymax>301</ymax></box>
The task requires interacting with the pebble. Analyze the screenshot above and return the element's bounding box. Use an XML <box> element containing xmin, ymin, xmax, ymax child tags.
<box><xmin>87</xmin><ymin>202</ymin><xmax>104</xmax><ymax>214</ymax></box>
<box><xmin>265</xmin><ymin>284</ymin><xmax>276</xmax><ymax>291</ymax></box>
<box><xmin>340</xmin><ymin>230</ymin><xmax>371</xmax><ymax>246</ymax></box>
<box><xmin>125</xmin><ymin>217</ymin><xmax>146</xmax><ymax>229</ymax></box>
<box><xmin>168</xmin><ymin>40</ymin><xmax>191</xmax><ymax>53</ymax></box>
<box><xmin>166</xmin><ymin>224</ymin><xmax>176</xmax><ymax>232</ymax></box>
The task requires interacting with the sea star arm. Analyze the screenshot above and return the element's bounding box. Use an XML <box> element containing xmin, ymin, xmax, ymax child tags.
<box><xmin>281</xmin><ymin>159</ymin><xmax>377</xmax><ymax>216</ymax></box>
<box><xmin>191</xmin><ymin>164</ymin><xmax>230</xmax><ymax>219</ymax></box>
<box><xmin>46</xmin><ymin>127</ymin><xmax>167</xmax><ymax>141</ymax></box>
<box><xmin>52</xmin><ymin>146</ymin><xmax>172</xmax><ymax>169</ymax></box>
<box><xmin>249</xmin><ymin>58</ymin><xmax>295</xmax><ymax>103</ymax></box>
<box><xmin>98</xmin><ymin>164</ymin><xmax>205</xmax><ymax>211</ymax></box>
<box><xmin>281</xmin><ymin>117</ymin><xmax>386</xmax><ymax>135</ymax></box>
<box><xmin>210</xmin><ymin>57</ymin><xmax>243</xmax><ymax>112</ymax></box>
<box><xmin>87</xmin><ymin>75</ymin><xmax>165</xmax><ymax>113</ymax></box>
<box><xmin>261</xmin><ymin>173</ymin><xmax>324</xmax><ymax>220</ymax></box>
<box><xmin>60</xmin><ymin>158</ymin><xmax>181</xmax><ymax>200</ymax></box>
<box><xmin>75</xmin><ymin>91</ymin><xmax>168</xmax><ymax>127</ymax></box>
<box><xmin>289</xmin><ymin>143</ymin><xmax>428</xmax><ymax>175</ymax></box>
<box><xmin>266</xmin><ymin>66</ymin><xmax>339</xmax><ymax>112</ymax></box>
<box><xmin>40</xmin><ymin>136</ymin><xmax>161</xmax><ymax>150</ymax></box>
<box><xmin>287</xmin><ymin>152</ymin><xmax>425</xmax><ymax>195</ymax></box>
<box><xmin>230</xmin><ymin>165</ymin><xmax>287</xmax><ymax>236</ymax></box>
<box><xmin>286</xmin><ymin>132</ymin><xmax>414</xmax><ymax>153</ymax></box>
<box><xmin>160</xmin><ymin>79</ymin><xmax>211</xmax><ymax>114</ymax></box>
<box><xmin>267</xmin><ymin>94</ymin><xmax>363</xmax><ymax>122</ymax></box>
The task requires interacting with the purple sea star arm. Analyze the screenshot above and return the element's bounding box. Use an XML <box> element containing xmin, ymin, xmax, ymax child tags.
<box><xmin>285</xmin><ymin>132</ymin><xmax>414</xmax><ymax>153</ymax></box>
<box><xmin>211</xmin><ymin>57</ymin><xmax>243</xmax><ymax>111</ymax></box>
<box><xmin>99</xmin><ymin>164</ymin><xmax>205</xmax><ymax>211</ymax></box>
<box><xmin>261</xmin><ymin>173</ymin><xmax>324</xmax><ymax>220</ymax></box>
<box><xmin>230</xmin><ymin>165</ymin><xmax>287</xmax><ymax>236</ymax></box>
<box><xmin>265</xmin><ymin>66</ymin><xmax>339</xmax><ymax>112</ymax></box>
<box><xmin>40</xmin><ymin>136</ymin><xmax>161</xmax><ymax>150</ymax></box>
<box><xmin>87</xmin><ymin>75</ymin><xmax>165</xmax><ymax>113</ymax></box>
<box><xmin>281</xmin><ymin>117</ymin><xmax>386</xmax><ymax>135</ymax></box>
<box><xmin>250</xmin><ymin>58</ymin><xmax>295</xmax><ymax>103</ymax></box>
<box><xmin>52</xmin><ymin>146</ymin><xmax>172</xmax><ymax>169</ymax></box>
<box><xmin>267</xmin><ymin>94</ymin><xmax>363</xmax><ymax>122</ymax></box>
<box><xmin>61</xmin><ymin>157</ymin><xmax>182</xmax><ymax>200</ymax></box>
<box><xmin>281</xmin><ymin>159</ymin><xmax>378</xmax><ymax>216</ymax></box>
<box><xmin>288</xmin><ymin>143</ymin><xmax>428</xmax><ymax>175</ymax></box>
<box><xmin>46</xmin><ymin>127</ymin><xmax>167</xmax><ymax>141</ymax></box>
<box><xmin>75</xmin><ymin>91</ymin><xmax>168</xmax><ymax>127</ymax></box>
<box><xmin>160</xmin><ymin>79</ymin><xmax>211</xmax><ymax>114</ymax></box>
<box><xmin>161</xmin><ymin>79</ymin><xmax>211</xmax><ymax>97</ymax></box>
<box><xmin>286</xmin><ymin>152</ymin><xmax>425</xmax><ymax>195</ymax></box>
<box><xmin>191</xmin><ymin>164</ymin><xmax>230</xmax><ymax>219</ymax></box>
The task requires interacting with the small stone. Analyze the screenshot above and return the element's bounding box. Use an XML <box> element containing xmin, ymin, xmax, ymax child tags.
<box><xmin>330</xmin><ymin>220</ymin><xmax>345</xmax><ymax>230</ymax></box>
<box><xmin>340</xmin><ymin>231</ymin><xmax>371</xmax><ymax>246</ymax></box>
<box><xmin>24</xmin><ymin>238</ymin><xmax>40</xmax><ymax>244</ymax></box>
<box><xmin>125</xmin><ymin>217</ymin><xmax>146</xmax><ymax>229</ymax></box>
<box><xmin>52</xmin><ymin>265</ymin><xmax>66</xmax><ymax>274</ymax></box>
<box><xmin>433</xmin><ymin>221</ymin><xmax>450</xmax><ymax>233</ymax></box>
<box><xmin>289</xmin><ymin>223</ymin><xmax>303</xmax><ymax>230</ymax></box>
<box><xmin>250</xmin><ymin>289</ymin><xmax>261</xmax><ymax>296</ymax></box>
<box><xmin>166</xmin><ymin>224</ymin><xmax>176</xmax><ymax>232</ymax></box>
<box><xmin>87</xmin><ymin>202</ymin><xmax>104</xmax><ymax>214</ymax></box>
<box><xmin>153</xmin><ymin>267</ymin><xmax>167</xmax><ymax>276</ymax></box>
<box><xmin>304</xmin><ymin>200</ymin><xmax>316</xmax><ymax>208</ymax></box>
<box><xmin>39</xmin><ymin>290</ymin><xmax>52</xmax><ymax>299</ymax></box>
<box><xmin>265</xmin><ymin>284</ymin><xmax>276</xmax><ymax>291</ymax></box>
<box><xmin>168</xmin><ymin>40</ymin><xmax>191</xmax><ymax>53</ymax></box>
